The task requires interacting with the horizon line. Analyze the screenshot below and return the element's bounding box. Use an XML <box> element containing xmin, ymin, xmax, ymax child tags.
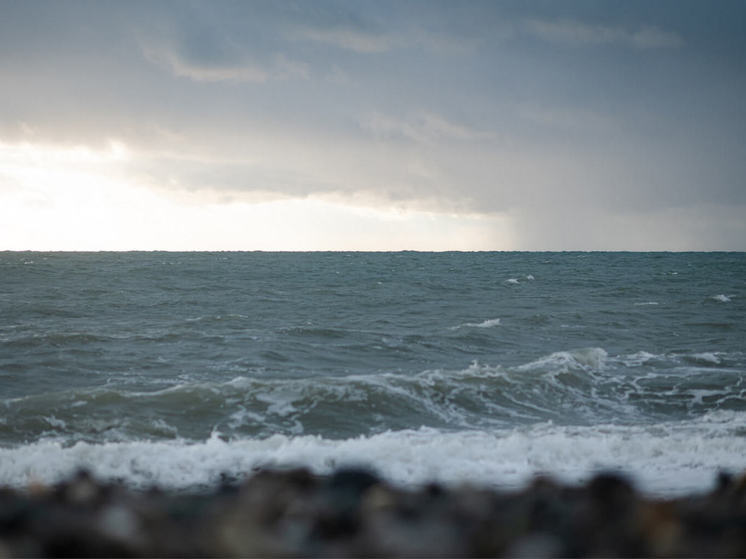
<box><xmin>3</xmin><ymin>249</ymin><xmax>744</xmax><ymax>254</ymax></box>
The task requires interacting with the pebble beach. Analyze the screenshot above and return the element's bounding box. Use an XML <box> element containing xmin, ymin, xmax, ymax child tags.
<box><xmin>2</xmin><ymin>467</ymin><xmax>746</xmax><ymax>557</ymax></box>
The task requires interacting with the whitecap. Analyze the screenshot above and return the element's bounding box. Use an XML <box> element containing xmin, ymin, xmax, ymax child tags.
<box><xmin>516</xmin><ymin>347</ymin><xmax>608</xmax><ymax>373</ymax></box>
<box><xmin>688</xmin><ymin>352</ymin><xmax>721</xmax><ymax>365</ymax></box>
<box><xmin>504</xmin><ymin>278</ymin><xmax>520</xmax><ymax>285</ymax></box>
<box><xmin>712</xmin><ymin>294</ymin><xmax>731</xmax><ymax>303</ymax></box>
<box><xmin>450</xmin><ymin>318</ymin><xmax>501</xmax><ymax>329</ymax></box>
<box><xmin>43</xmin><ymin>416</ymin><xmax>67</xmax><ymax>429</ymax></box>
<box><xmin>256</xmin><ymin>390</ymin><xmax>300</xmax><ymax>418</ymax></box>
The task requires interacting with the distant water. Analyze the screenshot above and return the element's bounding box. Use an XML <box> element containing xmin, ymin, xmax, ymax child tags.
<box><xmin>1</xmin><ymin>252</ymin><xmax>745</xmax><ymax>495</ymax></box>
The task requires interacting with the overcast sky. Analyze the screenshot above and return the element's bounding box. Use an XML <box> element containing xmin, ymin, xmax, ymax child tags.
<box><xmin>1</xmin><ymin>0</ymin><xmax>744</xmax><ymax>250</ymax></box>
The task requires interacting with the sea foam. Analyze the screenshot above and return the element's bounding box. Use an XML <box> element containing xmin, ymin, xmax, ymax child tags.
<box><xmin>2</xmin><ymin>412</ymin><xmax>744</xmax><ymax>496</ymax></box>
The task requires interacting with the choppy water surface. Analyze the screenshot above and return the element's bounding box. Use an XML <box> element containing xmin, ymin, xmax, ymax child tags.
<box><xmin>1</xmin><ymin>252</ymin><xmax>744</xmax><ymax>494</ymax></box>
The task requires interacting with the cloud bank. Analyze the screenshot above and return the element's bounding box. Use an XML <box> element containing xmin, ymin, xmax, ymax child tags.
<box><xmin>0</xmin><ymin>0</ymin><xmax>744</xmax><ymax>250</ymax></box>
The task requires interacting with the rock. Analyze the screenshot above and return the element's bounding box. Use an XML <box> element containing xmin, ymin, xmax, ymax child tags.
<box><xmin>0</xmin><ymin>468</ymin><xmax>745</xmax><ymax>556</ymax></box>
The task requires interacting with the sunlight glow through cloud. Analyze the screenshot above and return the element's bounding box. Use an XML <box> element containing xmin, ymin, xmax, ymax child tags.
<box><xmin>0</xmin><ymin>141</ymin><xmax>511</xmax><ymax>251</ymax></box>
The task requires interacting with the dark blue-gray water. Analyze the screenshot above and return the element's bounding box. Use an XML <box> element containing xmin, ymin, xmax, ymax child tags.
<box><xmin>1</xmin><ymin>252</ymin><xmax>744</xmax><ymax>494</ymax></box>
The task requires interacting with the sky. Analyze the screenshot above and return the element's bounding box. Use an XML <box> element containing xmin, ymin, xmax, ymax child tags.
<box><xmin>1</xmin><ymin>0</ymin><xmax>745</xmax><ymax>251</ymax></box>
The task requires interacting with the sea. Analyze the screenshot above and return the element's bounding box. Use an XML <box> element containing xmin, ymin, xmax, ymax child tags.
<box><xmin>1</xmin><ymin>251</ymin><xmax>744</xmax><ymax>496</ymax></box>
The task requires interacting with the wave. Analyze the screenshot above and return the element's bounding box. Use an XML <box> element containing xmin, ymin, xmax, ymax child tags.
<box><xmin>515</xmin><ymin>347</ymin><xmax>609</xmax><ymax>372</ymax></box>
<box><xmin>2</xmin><ymin>411</ymin><xmax>745</xmax><ymax>496</ymax></box>
<box><xmin>0</xmin><ymin>348</ymin><xmax>624</xmax><ymax>444</ymax></box>
<box><xmin>0</xmin><ymin>331</ymin><xmax>113</xmax><ymax>347</ymax></box>
<box><xmin>4</xmin><ymin>347</ymin><xmax>744</xmax><ymax>446</ymax></box>
<box><xmin>0</xmin><ymin>328</ymin><xmax>229</xmax><ymax>348</ymax></box>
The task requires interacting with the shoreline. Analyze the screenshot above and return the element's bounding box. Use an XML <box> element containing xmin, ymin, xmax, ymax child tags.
<box><xmin>1</xmin><ymin>467</ymin><xmax>745</xmax><ymax>557</ymax></box>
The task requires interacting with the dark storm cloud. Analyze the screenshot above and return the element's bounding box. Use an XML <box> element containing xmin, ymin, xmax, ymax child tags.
<box><xmin>1</xmin><ymin>0</ymin><xmax>744</xmax><ymax>248</ymax></box>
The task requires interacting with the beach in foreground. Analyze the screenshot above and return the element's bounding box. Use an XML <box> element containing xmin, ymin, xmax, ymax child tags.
<box><xmin>2</xmin><ymin>467</ymin><xmax>745</xmax><ymax>557</ymax></box>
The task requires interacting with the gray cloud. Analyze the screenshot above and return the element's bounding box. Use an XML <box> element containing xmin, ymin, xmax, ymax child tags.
<box><xmin>1</xmin><ymin>0</ymin><xmax>744</xmax><ymax>249</ymax></box>
<box><xmin>142</xmin><ymin>45</ymin><xmax>270</xmax><ymax>83</ymax></box>
<box><xmin>359</xmin><ymin>112</ymin><xmax>494</xmax><ymax>144</ymax></box>
<box><xmin>523</xmin><ymin>19</ymin><xmax>684</xmax><ymax>49</ymax></box>
<box><xmin>290</xmin><ymin>25</ymin><xmax>398</xmax><ymax>54</ymax></box>
<box><xmin>141</xmin><ymin>43</ymin><xmax>308</xmax><ymax>83</ymax></box>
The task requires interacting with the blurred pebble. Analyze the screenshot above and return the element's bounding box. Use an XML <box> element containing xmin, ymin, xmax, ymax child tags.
<box><xmin>0</xmin><ymin>468</ymin><xmax>744</xmax><ymax>557</ymax></box>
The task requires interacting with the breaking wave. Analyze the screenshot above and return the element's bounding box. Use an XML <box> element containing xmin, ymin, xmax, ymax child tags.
<box><xmin>2</xmin><ymin>411</ymin><xmax>745</xmax><ymax>497</ymax></box>
<box><xmin>3</xmin><ymin>348</ymin><xmax>744</xmax><ymax>446</ymax></box>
